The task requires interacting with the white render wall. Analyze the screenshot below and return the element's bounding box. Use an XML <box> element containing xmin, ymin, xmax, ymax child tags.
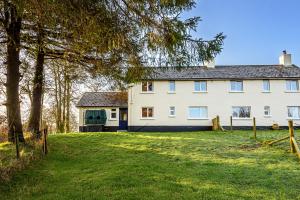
<box><xmin>128</xmin><ymin>80</ymin><xmax>300</xmax><ymax>127</ymax></box>
<box><xmin>78</xmin><ymin>107</ymin><xmax>119</xmax><ymax>127</ymax></box>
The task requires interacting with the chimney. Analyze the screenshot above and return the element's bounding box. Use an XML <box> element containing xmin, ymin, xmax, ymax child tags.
<box><xmin>279</xmin><ymin>50</ymin><xmax>292</xmax><ymax>66</ymax></box>
<box><xmin>203</xmin><ymin>58</ymin><xmax>215</xmax><ymax>68</ymax></box>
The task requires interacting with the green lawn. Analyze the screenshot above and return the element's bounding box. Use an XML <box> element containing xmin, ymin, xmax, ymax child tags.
<box><xmin>1</xmin><ymin>131</ymin><xmax>300</xmax><ymax>200</ymax></box>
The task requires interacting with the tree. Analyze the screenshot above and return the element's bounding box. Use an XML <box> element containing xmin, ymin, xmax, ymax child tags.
<box><xmin>1</xmin><ymin>0</ymin><xmax>225</xmax><ymax>138</ymax></box>
<box><xmin>0</xmin><ymin>0</ymin><xmax>25</xmax><ymax>142</ymax></box>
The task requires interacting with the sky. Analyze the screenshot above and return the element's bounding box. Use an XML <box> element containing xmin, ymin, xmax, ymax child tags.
<box><xmin>183</xmin><ymin>0</ymin><xmax>300</xmax><ymax>66</ymax></box>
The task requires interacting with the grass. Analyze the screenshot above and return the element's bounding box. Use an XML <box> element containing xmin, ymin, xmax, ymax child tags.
<box><xmin>0</xmin><ymin>138</ymin><xmax>42</xmax><ymax>181</ymax></box>
<box><xmin>1</xmin><ymin>130</ymin><xmax>300</xmax><ymax>200</ymax></box>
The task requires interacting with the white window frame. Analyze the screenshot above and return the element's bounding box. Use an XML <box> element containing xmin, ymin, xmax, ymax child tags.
<box><xmin>110</xmin><ymin>108</ymin><xmax>117</xmax><ymax>120</ymax></box>
<box><xmin>287</xmin><ymin>106</ymin><xmax>300</xmax><ymax>119</ymax></box>
<box><xmin>230</xmin><ymin>81</ymin><xmax>244</xmax><ymax>92</ymax></box>
<box><xmin>232</xmin><ymin>106</ymin><xmax>251</xmax><ymax>119</ymax></box>
<box><xmin>194</xmin><ymin>81</ymin><xmax>207</xmax><ymax>92</ymax></box>
<box><xmin>262</xmin><ymin>80</ymin><xmax>270</xmax><ymax>92</ymax></box>
<box><xmin>188</xmin><ymin>106</ymin><xmax>208</xmax><ymax>119</ymax></box>
<box><xmin>264</xmin><ymin>106</ymin><xmax>271</xmax><ymax>117</ymax></box>
<box><xmin>141</xmin><ymin>81</ymin><xmax>154</xmax><ymax>93</ymax></box>
<box><xmin>141</xmin><ymin>107</ymin><xmax>154</xmax><ymax>119</ymax></box>
<box><xmin>168</xmin><ymin>81</ymin><xmax>176</xmax><ymax>93</ymax></box>
<box><xmin>169</xmin><ymin>106</ymin><xmax>176</xmax><ymax>117</ymax></box>
<box><xmin>286</xmin><ymin>80</ymin><xmax>299</xmax><ymax>92</ymax></box>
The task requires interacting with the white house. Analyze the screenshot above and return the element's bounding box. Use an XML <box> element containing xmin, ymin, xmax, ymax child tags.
<box><xmin>77</xmin><ymin>51</ymin><xmax>300</xmax><ymax>132</ymax></box>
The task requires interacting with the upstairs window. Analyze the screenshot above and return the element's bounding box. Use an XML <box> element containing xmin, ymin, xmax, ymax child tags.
<box><xmin>264</xmin><ymin>106</ymin><xmax>271</xmax><ymax>116</ymax></box>
<box><xmin>169</xmin><ymin>106</ymin><xmax>176</xmax><ymax>116</ymax></box>
<box><xmin>142</xmin><ymin>81</ymin><xmax>153</xmax><ymax>92</ymax></box>
<box><xmin>188</xmin><ymin>106</ymin><xmax>208</xmax><ymax>119</ymax></box>
<box><xmin>288</xmin><ymin>106</ymin><xmax>300</xmax><ymax>119</ymax></box>
<box><xmin>230</xmin><ymin>81</ymin><xmax>243</xmax><ymax>92</ymax></box>
<box><xmin>142</xmin><ymin>107</ymin><xmax>154</xmax><ymax>118</ymax></box>
<box><xmin>232</xmin><ymin>106</ymin><xmax>251</xmax><ymax>118</ymax></box>
<box><xmin>263</xmin><ymin>80</ymin><xmax>270</xmax><ymax>92</ymax></box>
<box><xmin>169</xmin><ymin>81</ymin><xmax>176</xmax><ymax>92</ymax></box>
<box><xmin>110</xmin><ymin>109</ymin><xmax>117</xmax><ymax>120</ymax></box>
<box><xmin>194</xmin><ymin>81</ymin><xmax>207</xmax><ymax>92</ymax></box>
<box><xmin>286</xmin><ymin>80</ymin><xmax>299</xmax><ymax>92</ymax></box>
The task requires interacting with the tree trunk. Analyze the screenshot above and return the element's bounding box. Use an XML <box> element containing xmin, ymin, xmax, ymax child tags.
<box><xmin>53</xmin><ymin>66</ymin><xmax>60</xmax><ymax>132</ymax></box>
<box><xmin>62</xmin><ymin>68</ymin><xmax>66</xmax><ymax>132</ymax></box>
<box><xmin>5</xmin><ymin>3</ymin><xmax>25</xmax><ymax>142</ymax></box>
<box><xmin>57</xmin><ymin>65</ymin><xmax>63</xmax><ymax>133</ymax></box>
<box><xmin>65</xmin><ymin>78</ymin><xmax>71</xmax><ymax>133</ymax></box>
<box><xmin>27</xmin><ymin>28</ymin><xmax>45</xmax><ymax>138</ymax></box>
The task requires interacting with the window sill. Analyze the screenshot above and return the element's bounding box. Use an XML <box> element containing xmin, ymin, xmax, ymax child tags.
<box><xmin>264</xmin><ymin>115</ymin><xmax>272</xmax><ymax>118</ymax></box>
<box><xmin>167</xmin><ymin>91</ymin><xmax>176</xmax><ymax>94</ymax></box>
<box><xmin>232</xmin><ymin>118</ymin><xmax>252</xmax><ymax>120</ymax></box>
<box><xmin>108</xmin><ymin>119</ymin><xmax>117</xmax><ymax>121</ymax></box>
<box><xmin>140</xmin><ymin>92</ymin><xmax>155</xmax><ymax>94</ymax></box>
<box><xmin>193</xmin><ymin>91</ymin><xmax>207</xmax><ymax>93</ymax></box>
<box><xmin>229</xmin><ymin>91</ymin><xmax>244</xmax><ymax>93</ymax></box>
<box><xmin>287</xmin><ymin>118</ymin><xmax>300</xmax><ymax>120</ymax></box>
<box><xmin>169</xmin><ymin>115</ymin><xmax>176</xmax><ymax>118</ymax></box>
<box><xmin>140</xmin><ymin>118</ymin><xmax>156</xmax><ymax>120</ymax></box>
<box><xmin>262</xmin><ymin>91</ymin><xmax>271</xmax><ymax>93</ymax></box>
<box><xmin>188</xmin><ymin>118</ymin><xmax>209</xmax><ymax>120</ymax></box>
<box><xmin>284</xmin><ymin>91</ymin><xmax>300</xmax><ymax>93</ymax></box>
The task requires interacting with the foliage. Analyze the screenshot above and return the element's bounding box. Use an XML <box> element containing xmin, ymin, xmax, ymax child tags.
<box><xmin>1</xmin><ymin>130</ymin><xmax>300</xmax><ymax>199</ymax></box>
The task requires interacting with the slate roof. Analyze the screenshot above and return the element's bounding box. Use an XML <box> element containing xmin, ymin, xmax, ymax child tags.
<box><xmin>76</xmin><ymin>92</ymin><xmax>127</xmax><ymax>107</ymax></box>
<box><xmin>145</xmin><ymin>65</ymin><xmax>300</xmax><ymax>80</ymax></box>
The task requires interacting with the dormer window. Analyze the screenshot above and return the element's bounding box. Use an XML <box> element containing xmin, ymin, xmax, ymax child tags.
<box><xmin>230</xmin><ymin>81</ymin><xmax>243</xmax><ymax>92</ymax></box>
<box><xmin>142</xmin><ymin>81</ymin><xmax>153</xmax><ymax>92</ymax></box>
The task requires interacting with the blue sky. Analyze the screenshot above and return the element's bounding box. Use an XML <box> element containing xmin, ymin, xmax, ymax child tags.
<box><xmin>184</xmin><ymin>0</ymin><xmax>300</xmax><ymax>66</ymax></box>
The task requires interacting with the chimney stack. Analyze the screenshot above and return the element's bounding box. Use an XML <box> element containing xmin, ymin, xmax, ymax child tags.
<box><xmin>204</xmin><ymin>59</ymin><xmax>215</xmax><ymax>68</ymax></box>
<box><xmin>279</xmin><ymin>50</ymin><xmax>292</xmax><ymax>66</ymax></box>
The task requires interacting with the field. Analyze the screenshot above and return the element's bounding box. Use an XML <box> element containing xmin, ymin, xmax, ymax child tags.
<box><xmin>1</xmin><ymin>130</ymin><xmax>300</xmax><ymax>200</ymax></box>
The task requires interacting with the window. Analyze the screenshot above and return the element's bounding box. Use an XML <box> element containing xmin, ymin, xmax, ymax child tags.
<box><xmin>263</xmin><ymin>80</ymin><xmax>270</xmax><ymax>92</ymax></box>
<box><xmin>142</xmin><ymin>107</ymin><xmax>154</xmax><ymax>118</ymax></box>
<box><xmin>85</xmin><ymin>110</ymin><xmax>107</xmax><ymax>124</ymax></box>
<box><xmin>288</xmin><ymin>106</ymin><xmax>300</xmax><ymax>119</ymax></box>
<box><xmin>169</xmin><ymin>106</ymin><xmax>175</xmax><ymax>116</ymax></box>
<box><xmin>286</xmin><ymin>80</ymin><xmax>299</xmax><ymax>91</ymax></box>
<box><xmin>232</xmin><ymin>106</ymin><xmax>251</xmax><ymax>118</ymax></box>
<box><xmin>169</xmin><ymin>81</ymin><xmax>176</xmax><ymax>92</ymax></box>
<box><xmin>142</xmin><ymin>81</ymin><xmax>153</xmax><ymax>92</ymax></box>
<box><xmin>264</xmin><ymin>106</ymin><xmax>271</xmax><ymax>116</ymax></box>
<box><xmin>110</xmin><ymin>109</ymin><xmax>117</xmax><ymax>120</ymax></box>
<box><xmin>194</xmin><ymin>81</ymin><xmax>207</xmax><ymax>92</ymax></box>
<box><xmin>188</xmin><ymin>107</ymin><xmax>208</xmax><ymax>119</ymax></box>
<box><xmin>230</xmin><ymin>81</ymin><xmax>243</xmax><ymax>92</ymax></box>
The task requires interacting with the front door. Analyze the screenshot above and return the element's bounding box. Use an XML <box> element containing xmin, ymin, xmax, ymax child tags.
<box><xmin>119</xmin><ymin>108</ymin><xmax>128</xmax><ymax>130</ymax></box>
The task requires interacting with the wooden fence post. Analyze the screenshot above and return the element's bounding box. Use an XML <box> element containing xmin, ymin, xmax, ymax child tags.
<box><xmin>43</xmin><ymin>127</ymin><xmax>48</xmax><ymax>155</ymax></box>
<box><xmin>288</xmin><ymin>120</ymin><xmax>296</xmax><ymax>153</ymax></box>
<box><xmin>13</xmin><ymin>126</ymin><xmax>20</xmax><ymax>159</ymax></box>
<box><xmin>253</xmin><ymin>117</ymin><xmax>256</xmax><ymax>139</ymax></box>
<box><xmin>230</xmin><ymin>116</ymin><xmax>233</xmax><ymax>131</ymax></box>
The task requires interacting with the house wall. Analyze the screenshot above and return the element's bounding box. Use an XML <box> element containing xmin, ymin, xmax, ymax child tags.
<box><xmin>128</xmin><ymin>79</ymin><xmax>300</xmax><ymax>131</ymax></box>
<box><xmin>79</xmin><ymin>107</ymin><xmax>119</xmax><ymax>128</ymax></box>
